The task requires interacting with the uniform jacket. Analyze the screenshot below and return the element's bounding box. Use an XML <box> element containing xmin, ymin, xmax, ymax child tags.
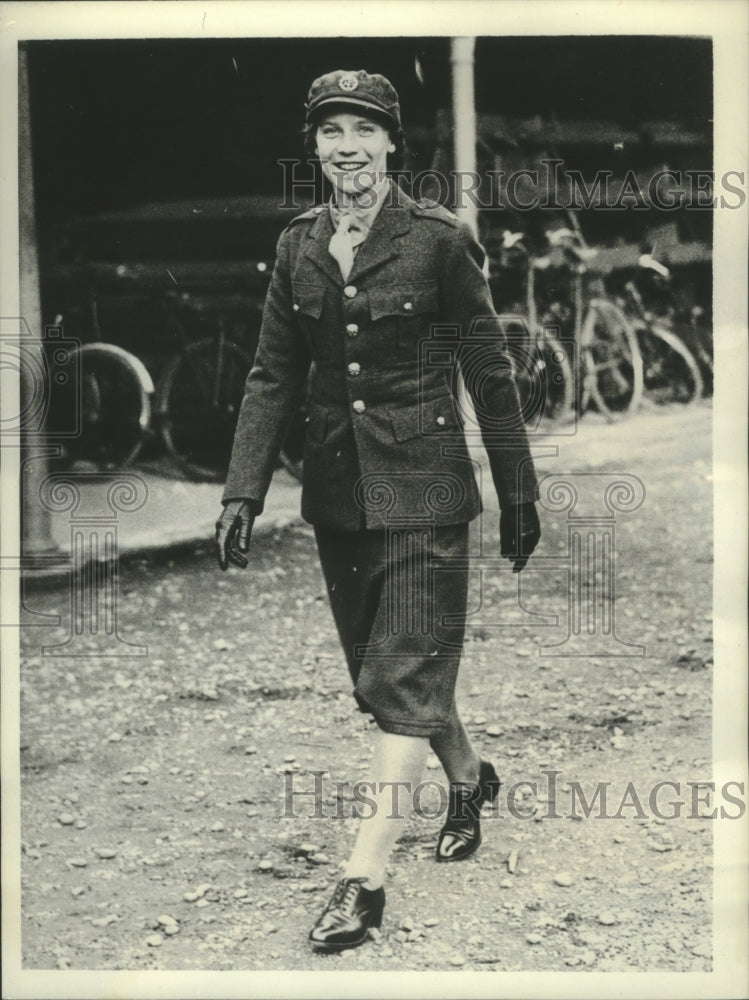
<box><xmin>223</xmin><ymin>182</ymin><xmax>539</xmax><ymax>531</ymax></box>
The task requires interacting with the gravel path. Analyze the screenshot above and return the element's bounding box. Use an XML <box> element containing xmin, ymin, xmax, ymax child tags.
<box><xmin>18</xmin><ymin>404</ymin><xmax>716</xmax><ymax>973</ymax></box>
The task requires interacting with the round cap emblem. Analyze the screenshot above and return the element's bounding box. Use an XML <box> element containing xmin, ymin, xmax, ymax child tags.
<box><xmin>338</xmin><ymin>73</ymin><xmax>359</xmax><ymax>92</ymax></box>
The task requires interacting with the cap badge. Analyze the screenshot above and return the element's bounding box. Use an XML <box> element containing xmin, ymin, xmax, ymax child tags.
<box><xmin>338</xmin><ymin>73</ymin><xmax>359</xmax><ymax>92</ymax></box>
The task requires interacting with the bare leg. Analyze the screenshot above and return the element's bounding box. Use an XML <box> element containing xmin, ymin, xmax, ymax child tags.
<box><xmin>429</xmin><ymin>699</ymin><xmax>481</xmax><ymax>785</ymax></box>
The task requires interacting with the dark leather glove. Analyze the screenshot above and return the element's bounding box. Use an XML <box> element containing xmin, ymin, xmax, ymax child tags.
<box><xmin>500</xmin><ymin>501</ymin><xmax>541</xmax><ymax>573</ymax></box>
<box><xmin>215</xmin><ymin>500</ymin><xmax>255</xmax><ymax>571</ymax></box>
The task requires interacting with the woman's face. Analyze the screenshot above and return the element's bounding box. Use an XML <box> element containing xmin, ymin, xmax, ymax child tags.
<box><xmin>314</xmin><ymin>111</ymin><xmax>395</xmax><ymax>198</ymax></box>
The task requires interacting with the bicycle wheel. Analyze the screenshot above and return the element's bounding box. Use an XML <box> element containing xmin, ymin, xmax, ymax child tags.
<box><xmin>580</xmin><ymin>298</ymin><xmax>644</xmax><ymax>420</ymax></box>
<box><xmin>637</xmin><ymin>323</ymin><xmax>704</xmax><ymax>405</ymax></box>
<box><xmin>495</xmin><ymin>317</ymin><xmax>575</xmax><ymax>428</ymax></box>
<box><xmin>61</xmin><ymin>343</ymin><xmax>153</xmax><ymax>468</ymax></box>
<box><xmin>156</xmin><ymin>336</ymin><xmax>253</xmax><ymax>482</ymax></box>
<box><xmin>535</xmin><ymin>334</ymin><xmax>576</xmax><ymax>424</ymax></box>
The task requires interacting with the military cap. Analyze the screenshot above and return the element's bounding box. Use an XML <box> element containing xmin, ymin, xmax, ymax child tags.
<box><xmin>305</xmin><ymin>69</ymin><xmax>401</xmax><ymax>128</ymax></box>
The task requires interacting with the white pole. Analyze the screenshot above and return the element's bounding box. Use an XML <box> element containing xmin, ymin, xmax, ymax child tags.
<box><xmin>450</xmin><ymin>37</ymin><xmax>478</xmax><ymax>239</ymax></box>
<box><xmin>19</xmin><ymin>45</ymin><xmax>59</xmax><ymax>559</ymax></box>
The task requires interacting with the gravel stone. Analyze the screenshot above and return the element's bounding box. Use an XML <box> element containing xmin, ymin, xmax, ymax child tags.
<box><xmin>57</xmin><ymin>813</ymin><xmax>75</xmax><ymax>826</ymax></box>
<box><xmin>553</xmin><ymin>871</ymin><xmax>574</xmax><ymax>887</ymax></box>
<box><xmin>145</xmin><ymin>934</ymin><xmax>163</xmax><ymax>947</ymax></box>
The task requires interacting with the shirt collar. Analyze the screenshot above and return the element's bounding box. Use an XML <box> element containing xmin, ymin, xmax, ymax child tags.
<box><xmin>329</xmin><ymin>176</ymin><xmax>391</xmax><ymax>243</ymax></box>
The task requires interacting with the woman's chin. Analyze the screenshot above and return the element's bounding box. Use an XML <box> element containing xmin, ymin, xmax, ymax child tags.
<box><xmin>329</xmin><ymin>172</ymin><xmax>377</xmax><ymax>196</ymax></box>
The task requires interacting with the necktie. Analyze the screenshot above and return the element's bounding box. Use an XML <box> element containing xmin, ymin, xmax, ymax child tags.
<box><xmin>328</xmin><ymin>212</ymin><xmax>356</xmax><ymax>281</ymax></box>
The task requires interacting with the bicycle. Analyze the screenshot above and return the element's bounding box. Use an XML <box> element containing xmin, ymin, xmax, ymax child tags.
<box><xmin>495</xmin><ymin>231</ymin><xmax>576</xmax><ymax>427</ymax></box>
<box><xmin>616</xmin><ymin>253</ymin><xmax>704</xmax><ymax>406</ymax></box>
<box><xmin>499</xmin><ymin>228</ymin><xmax>645</xmax><ymax>424</ymax></box>
<box><xmin>153</xmin><ymin>290</ymin><xmax>261</xmax><ymax>481</ymax></box>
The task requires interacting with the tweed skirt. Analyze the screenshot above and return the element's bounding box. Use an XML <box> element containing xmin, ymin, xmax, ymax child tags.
<box><xmin>314</xmin><ymin>522</ymin><xmax>470</xmax><ymax>737</ymax></box>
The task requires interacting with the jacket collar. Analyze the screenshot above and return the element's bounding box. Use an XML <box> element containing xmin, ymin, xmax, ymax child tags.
<box><xmin>302</xmin><ymin>179</ymin><xmax>414</xmax><ymax>286</ymax></box>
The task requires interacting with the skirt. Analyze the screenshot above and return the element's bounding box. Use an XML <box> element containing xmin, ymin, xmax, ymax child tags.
<box><xmin>314</xmin><ymin>522</ymin><xmax>470</xmax><ymax>737</ymax></box>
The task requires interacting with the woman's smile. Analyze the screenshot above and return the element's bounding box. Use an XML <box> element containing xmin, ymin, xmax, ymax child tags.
<box><xmin>315</xmin><ymin>111</ymin><xmax>394</xmax><ymax>198</ymax></box>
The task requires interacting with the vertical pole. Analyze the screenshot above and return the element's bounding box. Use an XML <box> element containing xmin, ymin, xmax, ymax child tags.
<box><xmin>18</xmin><ymin>44</ymin><xmax>58</xmax><ymax>559</ymax></box>
<box><xmin>450</xmin><ymin>37</ymin><xmax>478</xmax><ymax>239</ymax></box>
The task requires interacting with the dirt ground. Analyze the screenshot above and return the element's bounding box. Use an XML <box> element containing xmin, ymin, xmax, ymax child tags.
<box><xmin>17</xmin><ymin>403</ymin><xmax>717</xmax><ymax>973</ymax></box>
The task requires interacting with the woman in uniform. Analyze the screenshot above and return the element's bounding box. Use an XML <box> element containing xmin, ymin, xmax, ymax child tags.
<box><xmin>216</xmin><ymin>69</ymin><xmax>541</xmax><ymax>952</ymax></box>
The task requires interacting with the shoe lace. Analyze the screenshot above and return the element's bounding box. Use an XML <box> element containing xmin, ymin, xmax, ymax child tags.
<box><xmin>330</xmin><ymin>877</ymin><xmax>366</xmax><ymax>914</ymax></box>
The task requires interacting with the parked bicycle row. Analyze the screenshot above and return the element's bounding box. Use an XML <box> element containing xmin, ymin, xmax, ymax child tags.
<box><xmin>490</xmin><ymin>226</ymin><xmax>709</xmax><ymax>432</ymax></box>
<box><xmin>44</xmin><ymin>226</ymin><xmax>711</xmax><ymax>485</ymax></box>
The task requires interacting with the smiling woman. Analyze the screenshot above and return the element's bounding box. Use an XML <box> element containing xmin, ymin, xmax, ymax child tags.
<box><xmin>215</xmin><ymin>68</ymin><xmax>541</xmax><ymax>954</ymax></box>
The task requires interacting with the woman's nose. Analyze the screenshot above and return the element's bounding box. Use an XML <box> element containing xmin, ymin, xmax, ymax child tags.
<box><xmin>335</xmin><ymin>131</ymin><xmax>358</xmax><ymax>155</ymax></box>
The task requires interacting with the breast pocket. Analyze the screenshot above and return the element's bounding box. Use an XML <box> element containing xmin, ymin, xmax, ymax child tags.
<box><xmin>368</xmin><ymin>281</ymin><xmax>440</xmax><ymax>361</ymax></box>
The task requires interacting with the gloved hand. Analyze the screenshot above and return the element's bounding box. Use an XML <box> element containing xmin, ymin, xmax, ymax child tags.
<box><xmin>500</xmin><ymin>501</ymin><xmax>541</xmax><ymax>573</ymax></box>
<box><xmin>215</xmin><ymin>500</ymin><xmax>255</xmax><ymax>571</ymax></box>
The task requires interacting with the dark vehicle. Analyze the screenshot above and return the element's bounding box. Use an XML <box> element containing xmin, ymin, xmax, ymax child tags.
<box><xmin>40</xmin><ymin>195</ymin><xmax>308</xmax><ymax>480</ymax></box>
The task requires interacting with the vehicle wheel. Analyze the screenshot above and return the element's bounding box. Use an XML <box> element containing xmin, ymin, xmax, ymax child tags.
<box><xmin>61</xmin><ymin>343</ymin><xmax>153</xmax><ymax>468</ymax></box>
<box><xmin>580</xmin><ymin>298</ymin><xmax>644</xmax><ymax>420</ymax></box>
<box><xmin>156</xmin><ymin>336</ymin><xmax>252</xmax><ymax>482</ymax></box>
<box><xmin>535</xmin><ymin>334</ymin><xmax>576</xmax><ymax>424</ymax></box>
<box><xmin>637</xmin><ymin>323</ymin><xmax>704</xmax><ymax>405</ymax></box>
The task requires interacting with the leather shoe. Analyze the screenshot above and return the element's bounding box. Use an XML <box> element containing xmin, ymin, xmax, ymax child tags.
<box><xmin>309</xmin><ymin>877</ymin><xmax>385</xmax><ymax>951</ymax></box>
<box><xmin>436</xmin><ymin>760</ymin><xmax>501</xmax><ymax>863</ymax></box>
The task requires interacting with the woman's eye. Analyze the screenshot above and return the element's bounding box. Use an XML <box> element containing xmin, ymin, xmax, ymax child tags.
<box><xmin>320</xmin><ymin>127</ymin><xmax>338</xmax><ymax>138</ymax></box>
<box><xmin>358</xmin><ymin>125</ymin><xmax>375</xmax><ymax>135</ymax></box>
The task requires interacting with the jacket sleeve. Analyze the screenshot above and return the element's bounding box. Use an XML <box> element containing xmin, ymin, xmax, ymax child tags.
<box><xmin>438</xmin><ymin>220</ymin><xmax>539</xmax><ymax>508</ymax></box>
<box><xmin>222</xmin><ymin>227</ymin><xmax>311</xmax><ymax>509</ymax></box>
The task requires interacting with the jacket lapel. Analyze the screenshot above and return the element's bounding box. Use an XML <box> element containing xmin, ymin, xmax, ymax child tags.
<box><xmin>302</xmin><ymin>208</ymin><xmax>344</xmax><ymax>286</ymax></box>
<box><xmin>347</xmin><ymin>183</ymin><xmax>412</xmax><ymax>283</ymax></box>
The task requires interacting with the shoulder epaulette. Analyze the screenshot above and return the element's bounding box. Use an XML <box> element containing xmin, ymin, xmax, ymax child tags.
<box><xmin>286</xmin><ymin>205</ymin><xmax>327</xmax><ymax>228</ymax></box>
<box><xmin>411</xmin><ymin>198</ymin><xmax>460</xmax><ymax>226</ymax></box>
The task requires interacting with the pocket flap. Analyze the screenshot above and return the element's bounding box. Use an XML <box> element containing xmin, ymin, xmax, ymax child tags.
<box><xmin>368</xmin><ymin>281</ymin><xmax>439</xmax><ymax>321</ymax></box>
<box><xmin>388</xmin><ymin>396</ymin><xmax>460</xmax><ymax>442</ymax></box>
<box><xmin>292</xmin><ymin>282</ymin><xmax>325</xmax><ymax>319</ymax></box>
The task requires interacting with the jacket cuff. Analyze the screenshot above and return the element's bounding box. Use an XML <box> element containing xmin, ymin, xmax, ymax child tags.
<box><xmin>222</xmin><ymin>497</ymin><xmax>264</xmax><ymax>516</ymax></box>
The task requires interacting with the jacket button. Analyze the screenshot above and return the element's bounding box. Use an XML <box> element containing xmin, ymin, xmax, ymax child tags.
<box><xmin>344</xmin><ymin>285</ymin><xmax>358</xmax><ymax>298</ymax></box>
<box><xmin>346</xmin><ymin>323</ymin><xmax>359</xmax><ymax>336</ymax></box>
<box><xmin>352</xmin><ymin>399</ymin><xmax>366</xmax><ymax>414</ymax></box>
<box><xmin>436</xmin><ymin>415</ymin><xmax>446</xmax><ymax>426</ymax></box>
<box><xmin>403</xmin><ymin>301</ymin><xmax>413</xmax><ymax>311</ymax></box>
<box><xmin>292</xmin><ymin>303</ymin><xmax>300</xmax><ymax>311</ymax></box>
<box><xmin>347</xmin><ymin>362</ymin><xmax>361</xmax><ymax>376</ymax></box>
